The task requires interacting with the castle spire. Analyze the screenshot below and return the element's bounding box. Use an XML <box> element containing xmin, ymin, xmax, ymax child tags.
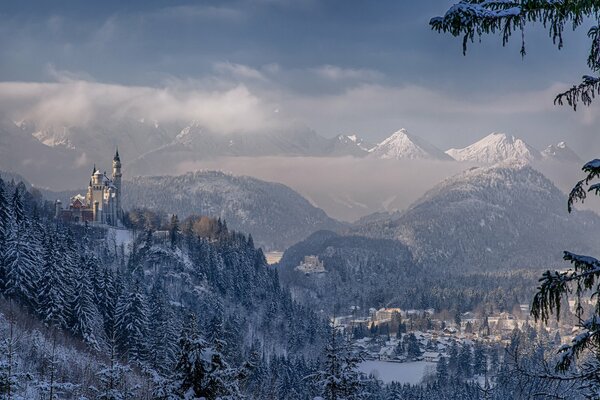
<box><xmin>114</xmin><ymin>147</ymin><xmax>120</xmax><ymax>162</ymax></box>
<box><xmin>92</xmin><ymin>164</ymin><xmax>96</xmax><ymax>174</ymax></box>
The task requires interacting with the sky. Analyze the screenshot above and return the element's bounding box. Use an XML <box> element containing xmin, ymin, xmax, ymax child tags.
<box><xmin>1</xmin><ymin>0</ymin><xmax>599</xmax><ymax>157</ymax></box>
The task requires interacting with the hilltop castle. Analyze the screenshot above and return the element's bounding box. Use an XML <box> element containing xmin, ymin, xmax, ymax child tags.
<box><xmin>55</xmin><ymin>150</ymin><xmax>123</xmax><ymax>226</ymax></box>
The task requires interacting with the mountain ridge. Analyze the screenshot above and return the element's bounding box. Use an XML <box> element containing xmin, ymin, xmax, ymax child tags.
<box><xmin>352</xmin><ymin>163</ymin><xmax>600</xmax><ymax>270</ymax></box>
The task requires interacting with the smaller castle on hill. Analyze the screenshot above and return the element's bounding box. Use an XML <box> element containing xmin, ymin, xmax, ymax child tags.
<box><xmin>295</xmin><ymin>255</ymin><xmax>326</xmax><ymax>275</ymax></box>
<box><xmin>55</xmin><ymin>150</ymin><xmax>123</xmax><ymax>226</ymax></box>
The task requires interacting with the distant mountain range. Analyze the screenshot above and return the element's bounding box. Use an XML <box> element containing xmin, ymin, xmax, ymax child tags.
<box><xmin>445</xmin><ymin>132</ymin><xmax>581</xmax><ymax>164</ymax></box>
<box><xmin>9</xmin><ymin>117</ymin><xmax>583</xmax><ymax>172</ymax></box>
<box><xmin>351</xmin><ymin>164</ymin><xmax>600</xmax><ymax>270</ymax></box>
<box><xmin>368</xmin><ymin>128</ymin><xmax>452</xmax><ymax>161</ymax></box>
<box><xmin>1</xmin><ymin>117</ymin><xmax>588</xmax><ymax>224</ymax></box>
<box><xmin>45</xmin><ymin>170</ymin><xmax>345</xmax><ymax>251</ymax></box>
<box><xmin>446</xmin><ymin>132</ymin><xmax>539</xmax><ymax>164</ymax></box>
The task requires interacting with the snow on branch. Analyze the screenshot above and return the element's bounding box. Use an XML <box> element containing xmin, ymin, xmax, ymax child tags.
<box><xmin>431</xmin><ymin>1</ymin><xmax>600</xmax><ymax>107</ymax></box>
<box><xmin>567</xmin><ymin>159</ymin><xmax>600</xmax><ymax>212</ymax></box>
<box><xmin>555</xmin><ymin>75</ymin><xmax>600</xmax><ymax>110</ymax></box>
<box><xmin>532</xmin><ymin>251</ymin><xmax>600</xmax><ymax>323</ymax></box>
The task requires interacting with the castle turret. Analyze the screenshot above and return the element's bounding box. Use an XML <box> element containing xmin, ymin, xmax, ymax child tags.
<box><xmin>93</xmin><ymin>200</ymin><xmax>100</xmax><ymax>222</ymax></box>
<box><xmin>112</xmin><ymin>148</ymin><xmax>122</xmax><ymax>222</ymax></box>
<box><xmin>54</xmin><ymin>199</ymin><xmax>62</xmax><ymax>219</ymax></box>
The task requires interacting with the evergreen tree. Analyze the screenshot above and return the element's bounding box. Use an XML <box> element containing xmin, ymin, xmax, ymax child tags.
<box><xmin>36</xmin><ymin>232</ymin><xmax>70</xmax><ymax>328</ymax></box>
<box><xmin>458</xmin><ymin>344</ymin><xmax>473</xmax><ymax>378</ymax></box>
<box><xmin>473</xmin><ymin>342</ymin><xmax>487</xmax><ymax>375</ymax></box>
<box><xmin>173</xmin><ymin>313</ymin><xmax>208</xmax><ymax>398</ymax></box>
<box><xmin>4</xmin><ymin>218</ymin><xmax>40</xmax><ymax>307</ymax></box>
<box><xmin>0</xmin><ymin>317</ymin><xmax>19</xmax><ymax>399</ymax></box>
<box><xmin>148</xmin><ymin>279</ymin><xmax>178</xmax><ymax>372</ymax></box>
<box><xmin>169</xmin><ymin>214</ymin><xmax>180</xmax><ymax>249</ymax></box>
<box><xmin>10</xmin><ymin>186</ymin><xmax>24</xmax><ymax>227</ymax></box>
<box><xmin>313</xmin><ymin>323</ymin><xmax>362</xmax><ymax>400</ymax></box>
<box><xmin>405</xmin><ymin>333</ymin><xmax>422</xmax><ymax>359</ymax></box>
<box><xmin>94</xmin><ymin>339</ymin><xmax>138</xmax><ymax>400</ymax></box>
<box><xmin>70</xmin><ymin>254</ymin><xmax>103</xmax><ymax>349</ymax></box>
<box><xmin>115</xmin><ymin>280</ymin><xmax>149</xmax><ymax>363</ymax></box>
<box><xmin>0</xmin><ymin>177</ymin><xmax>9</xmax><ymax>291</ymax></box>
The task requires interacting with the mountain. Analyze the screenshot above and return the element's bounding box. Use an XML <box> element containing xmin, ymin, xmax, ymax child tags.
<box><xmin>17</xmin><ymin>117</ymin><xmax>175</xmax><ymax>163</ymax></box>
<box><xmin>369</xmin><ymin>128</ymin><xmax>453</xmax><ymax>160</ymax></box>
<box><xmin>446</xmin><ymin>132</ymin><xmax>540</xmax><ymax>164</ymax></box>
<box><xmin>353</xmin><ymin>164</ymin><xmax>600</xmax><ymax>270</ymax></box>
<box><xmin>326</xmin><ymin>134</ymin><xmax>372</xmax><ymax>156</ymax></box>
<box><xmin>541</xmin><ymin>141</ymin><xmax>582</xmax><ymax>162</ymax></box>
<box><xmin>128</xmin><ymin>123</ymin><xmax>373</xmax><ymax>175</ymax></box>
<box><xmin>119</xmin><ymin>171</ymin><xmax>344</xmax><ymax>250</ymax></box>
<box><xmin>0</xmin><ymin>119</ymin><xmax>88</xmax><ymax>188</ymax></box>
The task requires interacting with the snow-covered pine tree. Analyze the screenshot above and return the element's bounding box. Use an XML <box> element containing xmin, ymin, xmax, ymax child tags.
<box><xmin>115</xmin><ymin>279</ymin><xmax>149</xmax><ymax>363</ymax></box>
<box><xmin>94</xmin><ymin>337</ymin><xmax>139</xmax><ymax>400</ymax></box>
<box><xmin>10</xmin><ymin>186</ymin><xmax>25</xmax><ymax>228</ymax></box>
<box><xmin>36</xmin><ymin>231</ymin><xmax>71</xmax><ymax>329</ymax></box>
<box><xmin>0</xmin><ymin>177</ymin><xmax>9</xmax><ymax>291</ymax></box>
<box><xmin>473</xmin><ymin>342</ymin><xmax>487</xmax><ymax>376</ymax></box>
<box><xmin>148</xmin><ymin>278</ymin><xmax>178</xmax><ymax>372</ymax></box>
<box><xmin>0</xmin><ymin>315</ymin><xmax>19</xmax><ymax>399</ymax></box>
<box><xmin>312</xmin><ymin>323</ymin><xmax>363</xmax><ymax>400</ymax></box>
<box><xmin>4</xmin><ymin>190</ymin><xmax>40</xmax><ymax>309</ymax></box>
<box><xmin>405</xmin><ymin>333</ymin><xmax>422</xmax><ymax>359</ymax></box>
<box><xmin>436</xmin><ymin>355</ymin><xmax>449</xmax><ymax>384</ymax></box>
<box><xmin>96</xmin><ymin>266</ymin><xmax>119</xmax><ymax>341</ymax></box>
<box><xmin>70</xmin><ymin>253</ymin><xmax>104</xmax><ymax>350</ymax></box>
<box><xmin>173</xmin><ymin>313</ymin><xmax>208</xmax><ymax>398</ymax></box>
<box><xmin>169</xmin><ymin>214</ymin><xmax>180</xmax><ymax>249</ymax></box>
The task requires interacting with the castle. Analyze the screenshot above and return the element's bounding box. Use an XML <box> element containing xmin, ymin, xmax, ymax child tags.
<box><xmin>55</xmin><ymin>150</ymin><xmax>123</xmax><ymax>226</ymax></box>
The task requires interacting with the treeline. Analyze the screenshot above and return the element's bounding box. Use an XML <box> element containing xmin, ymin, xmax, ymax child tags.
<box><xmin>0</xmin><ymin>176</ymin><xmax>329</xmax><ymax>399</ymax></box>
<box><xmin>279</xmin><ymin>230</ymin><xmax>540</xmax><ymax>315</ymax></box>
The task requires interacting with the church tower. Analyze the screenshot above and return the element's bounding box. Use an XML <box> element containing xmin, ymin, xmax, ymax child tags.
<box><xmin>112</xmin><ymin>148</ymin><xmax>122</xmax><ymax>222</ymax></box>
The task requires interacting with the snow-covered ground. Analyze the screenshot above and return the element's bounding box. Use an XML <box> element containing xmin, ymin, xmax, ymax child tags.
<box><xmin>106</xmin><ymin>227</ymin><xmax>134</xmax><ymax>253</ymax></box>
<box><xmin>358</xmin><ymin>361</ymin><xmax>435</xmax><ymax>384</ymax></box>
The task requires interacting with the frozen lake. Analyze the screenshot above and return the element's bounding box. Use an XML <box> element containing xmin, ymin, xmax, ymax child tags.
<box><xmin>358</xmin><ymin>361</ymin><xmax>435</xmax><ymax>384</ymax></box>
<box><xmin>265</xmin><ymin>251</ymin><xmax>284</xmax><ymax>265</ymax></box>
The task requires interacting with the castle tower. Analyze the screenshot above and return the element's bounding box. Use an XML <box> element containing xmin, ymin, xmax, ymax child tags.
<box><xmin>112</xmin><ymin>148</ymin><xmax>122</xmax><ymax>222</ymax></box>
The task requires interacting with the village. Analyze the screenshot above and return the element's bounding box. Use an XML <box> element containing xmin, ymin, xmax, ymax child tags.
<box><xmin>333</xmin><ymin>302</ymin><xmax>578</xmax><ymax>365</ymax></box>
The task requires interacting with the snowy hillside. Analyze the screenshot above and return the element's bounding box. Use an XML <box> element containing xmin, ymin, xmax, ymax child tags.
<box><xmin>122</xmin><ymin>171</ymin><xmax>344</xmax><ymax>250</ymax></box>
<box><xmin>541</xmin><ymin>141</ymin><xmax>582</xmax><ymax>162</ymax></box>
<box><xmin>354</xmin><ymin>164</ymin><xmax>600</xmax><ymax>270</ymax></box>
<box><xmin>445</xmin><ymin>132</ymin><xmax>539</xmax><ymax>164</ymax></box>
<box><xmin>369</xmin><ymin>129</ymin><xmax>453</xmax><ymax>160</ymax></box>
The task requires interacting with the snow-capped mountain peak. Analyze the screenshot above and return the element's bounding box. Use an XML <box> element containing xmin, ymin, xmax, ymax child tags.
<box><xmin>445</xmin><ymin>132</ymin><xmax>539</xmax><ymax>164</ymax></box>
<box><xmin>369</xmin><ymin>128</ymin><xmax>452</xmax><ymax>160</ymax></box>
<box><xmin>541</xmin><ymin>141</ymin><xmax>582</xmax><ymax>162</ymax></box>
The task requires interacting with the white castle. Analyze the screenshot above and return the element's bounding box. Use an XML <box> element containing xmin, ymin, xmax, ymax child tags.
<box><xmin>295</xmin><ymin>255</ymin><xmax>326</xmax><ymax>275</ymax></box>
<box><xmin>55</xmin><ymin>149</ymin><xmax>123</xmax><ymax>226</ymax></box>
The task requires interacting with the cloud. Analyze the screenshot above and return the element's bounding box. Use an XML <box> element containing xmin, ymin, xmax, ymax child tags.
<box><xmin>0</xmin><ymin>79</ymin><xmax>282</xmax><ymax>134</ymax></box>
<box><xmin>1</xmin><ymin>62</ymin><xmax>598</xmax><ymax>156</ymax></box>
<box><xmin>149</xmin><ymin>5</ymin><xmax>245</xmax><ymax>22</ymax></box>
<box><xmin>312</xmin><ymin>65</ymin><xmax>382</xmax><ymax>81</ymax></box>
<box><xmin>213</xmin><ymin>62</ymin><xmax>267</xmax><ymax>81</ymax></box>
